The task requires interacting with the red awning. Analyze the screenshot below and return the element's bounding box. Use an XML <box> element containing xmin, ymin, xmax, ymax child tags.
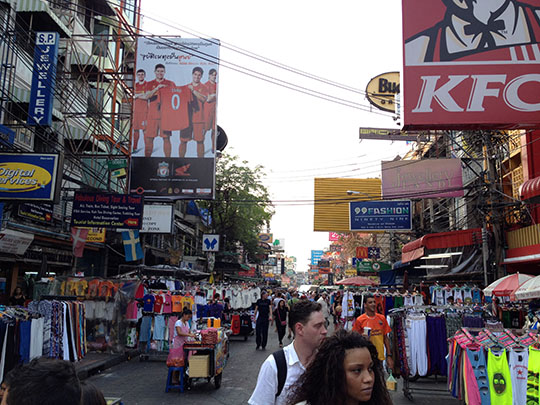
<box><xmin>520</xmin><ymin>176</ymin><xmax>540</xmax><ymax>202</ymax></box>
<box><xmin>401</xmin><ymin>228</ymin><xmax>482</xmax><ymax>264</ymax></box>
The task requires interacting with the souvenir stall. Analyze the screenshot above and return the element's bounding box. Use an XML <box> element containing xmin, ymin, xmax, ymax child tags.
<box><xmin>389</xmin><ymin>303</ymin><xmax>492</xmax><ymax>400</ymax></box>
<box><xmin>0</xmin><ymin>305</ymin><xmax>45</xmax><ymax>382</ymax></box>
<box><xmin>447</xmin><ymin>327</ymin><xmax>538</xmax><ymax>405</ymax></box>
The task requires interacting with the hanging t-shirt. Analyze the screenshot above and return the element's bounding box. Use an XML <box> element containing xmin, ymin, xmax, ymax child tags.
<box><xmin>528</xmin><ymin>347</ymin><xmax>540</xmax><ymax>405</ymax></box>
<box><xmin>171</xmin><ymin>295</ymin><xmax>183</xmax><ymax>313</ymax></box>
<box><xmin>463</xmin><ymin>288</ymin><xmax>473</xmax><ymax>305</ymax></box>
<box><xmin>487</xmin><ymin>349</ymin><xmax>513</xmax><ymax>405</ymax></box>
<box><xmin>434</xmin><ymin>289</ymin><xmax>445</xmax><ymax>306</ymax></box>
<box><xmin>341</xmin><ymin>292</ymin><xmax>355</xmax><ymax>318</ymax></box>
<box><xmin>126</xmin><ymin>301</ymin><xmax>138</xmax><ymax>321</ymax></box>
<box><xmin>472</xmin><ymin>288</ymin><xmax>482</xmax><ymax>303</ymax></box>
<box><xmin>135</xmin><ymin>283</ymin><xmax>145</xmax><ymax>299</ymax></box>
<box><xmin>413</xmin><ymin>294</ymin><xmax>424</xmax><ymax>306</ymax></box>
<box><xmin>142</xmin><ymin>294</ymin><xmax>155</xmax><ymax>312</ymax></box>
<box><xmin>154</xmin><ymin>294</ymin><xmax>164</xmax><ymax>314</ymax></box>
<box><xmin>509</xmin><ymin>348</ymin><xmax>528</xmax><ymax>405</ymax></box>
<box><xmin>374</xmin><ymin>295</ymin><xmax>385</xmax><ymax>315</ymax></box>
<box><xmin>444</xmin><ymin>288</ymin><xmax>454</xmax><ymax>304</ymax></box>
<box><xmin>453</xmin><ymin>288</ymin><xmax>464</xmax><ymax>304</ymax></box>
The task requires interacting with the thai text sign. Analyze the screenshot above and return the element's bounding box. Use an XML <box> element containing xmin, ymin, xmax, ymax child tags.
<box><xmin>28</xmin><ymin>32</ymin><xmax>59</xmax><ymax>126</ymax></box>
<box><xmin>382</xmin><ymin>159</ymin><xmax>463</xmax><ymax>199</ymax></box>
<box><xmin>350</xmin><ymin>200</ymin><xmax>412</xmax><ymax>231</ymax></box>
<box><xmin>402</xmin><ymin>0</ymin><xmax>540</xmax><ymax>130</ymax></box>
<box><xmin>71</xmin><ymin>192</ymin><xmax>143</xmax><ymax>229</ymax></box>
<box><xmin>0</xmin><ymin>153</ymin><xmax>60</xmax><ymax>201</ymax></box>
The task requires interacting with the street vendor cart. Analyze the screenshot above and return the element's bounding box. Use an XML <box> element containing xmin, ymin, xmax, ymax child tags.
<box><xmin>183</xmin><ymin>328</ymin><xmax>229</xmax><ymax>389</ymax></box>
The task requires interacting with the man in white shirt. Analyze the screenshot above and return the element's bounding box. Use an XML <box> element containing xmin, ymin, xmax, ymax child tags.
<box><xmin>248</xmin><ymin>300</ymin><xmax>327</xmax><ymax>405</ymax></box>
<box><xmin>316</xmin><ymin>293</ymin><xmax>329</xmax><ymax>327</ymax></box>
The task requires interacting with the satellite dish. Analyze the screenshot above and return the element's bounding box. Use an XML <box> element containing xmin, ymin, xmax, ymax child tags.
<box><xmin>216</xmin><ymin>125</ymin><xmax>228</xmax><ymax>151</ymax></box>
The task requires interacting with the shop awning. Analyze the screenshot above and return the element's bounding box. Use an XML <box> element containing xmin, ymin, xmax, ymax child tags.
<box><xmin>16</xmin><ymin>0</ymin><xmax>71</xmax><ymax>38</ymax></box>
<box><xmin>519</xmin><ymin>176</ymin><xmax>540</xmax><ymax>202</ymax></box>
<box><xmin>401</xmin><ymin>228</ymin><xmax>482</xmax><ymax>264</ymax></box>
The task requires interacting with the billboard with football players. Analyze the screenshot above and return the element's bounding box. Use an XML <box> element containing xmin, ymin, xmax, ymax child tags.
<box><xmin>130</xmin><ymin>37</ymin><xmax>219</xmax><ymax>199</ymax></box>
<box><xmin>402</xmin><ymin>0</ymin><xmax>540</xmax><ymax>130</ymax></box>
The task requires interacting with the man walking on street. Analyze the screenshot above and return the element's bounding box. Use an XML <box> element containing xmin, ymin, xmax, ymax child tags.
<box><xmin>317</xmin><ymin>292</ymin><xmax>329</xmax><ymax>328</ymax></box>
<box><xmin>352</xmin><ymin>293</ymin><xmax>394</xmax><ymax>370</ymax></box>
<box><xmin>249</xmin><ymin>300</ymin><xmax>327</xmax><ymax>405</ymax></box>
<box><xmin>254</xmin><ymin>290</ymin><xmax>272</xmax><ymax>350</ymax></box>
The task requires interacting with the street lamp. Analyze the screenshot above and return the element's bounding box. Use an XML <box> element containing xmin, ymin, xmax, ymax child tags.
<box><xmin>346</xmin><ymin>190</ymin><xmax>372</xmax><ymax>197</ymax></box>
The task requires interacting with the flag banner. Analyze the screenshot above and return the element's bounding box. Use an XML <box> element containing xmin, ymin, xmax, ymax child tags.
<box><xmin>71</xmin><ymin>227</ymin><xmax>89</xmax><ymax>258</ymax></box>
<box><xmin>122</xmin><ymin>230</ymin><xmax>144</xmax><ymax>262</ymax></box>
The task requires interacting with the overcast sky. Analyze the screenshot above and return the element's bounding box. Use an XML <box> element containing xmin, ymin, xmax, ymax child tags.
<box><xmin>141</xmin><ymin>0</ymin><xmax>412</xmax><ymax>271</ymax></box>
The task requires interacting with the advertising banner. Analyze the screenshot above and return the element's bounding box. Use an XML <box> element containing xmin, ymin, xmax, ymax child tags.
<box><xmin>258</xmin><ymin>233</ymin><xmax>273</xmax><ymax>244</ymax></box>
<box><xmin>311</xmin><ymin>250</ymin><xmax>324</xmax><ymax>266</ymax></box>
<box><xmin>202</xmin><ymin>234</ymin><xmax>220</xmax><ymax>252</ymax></box>
<box><xmin>365</xmin><ymin>71</ymin><xmax>400</xmax><ymax>113</ymax></box>
<box><xmin>350</xmin><ymin>200</ymin><xmax>412</xmax><ymax>231</ymax></box>
<box><xmin>130</xmin><ymin>37</ymin><xmax>220</xmax><ymax>199</ymax></box>
<box><xmin>355</xmin><ymin>247</ymin><xmax>382</xmax><ymax>259</ymax></box>
<box><xmin>0</xmin><ymin>229</ymin><xmax>33</xmax><ymax>255</ymax></box>
<box><xmin>140</xmin><ymin>204</ymin><xmax>173</xmax><ymax>233</ymax></box>
<box><xmin>402</xmin><ymin>0</ymin><xmax>540</xmax><ymax>130</ymax></box>
<box><xmin>0</xmin><ymin>154</ymin><xmax>60</xmax><ymax>201</ymax></box>
<box><xmin>86</xmin><ymin>228</ymin><xmax>106</xmax><ymax>243</ymax></box>
<box><xmin>382</xmin><ymin>159</ymin><xmax>463</xmax><ymax>199</ymax></box>
<box><xmin>28</xmin><ymin>32</ymin><xmax>60</xmax><ymax>126</ymax></box>
<box><xmin>71</xmin><ymin>192</ymin><xmax>143</xmax><ymax>229</ymax></box>
<box><xmin>18</xmin><ymin>203</ymin><xmax>54</xmax><ymax>223</ymax></box>
<box><xmin>359</xmin><ymin>127</ymin><xmax>429</xmax><ymax>142</ymax></box>
<box><xmin>329</xmin><ymin>232</ymin><xmax>341</xmax><ymax>241</ymax></box>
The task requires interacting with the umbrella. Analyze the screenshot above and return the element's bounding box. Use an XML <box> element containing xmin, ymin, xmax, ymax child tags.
<box><xmin>483</xmin><ymin>273</ymin><xmax>533</xmax><ymax>297</ymax></box>
<box><xmin>336</xmin><ymin>276</ymin><xmax>378</xmax><ymax>286</ymax></box>
<box><xmin>514</xmin><ymin>275</ymin><xmax>540</xmax><ymax>300</ymax></box>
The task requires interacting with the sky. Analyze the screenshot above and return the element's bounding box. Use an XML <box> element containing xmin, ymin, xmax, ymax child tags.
<box><xmin>141</xmin><ymin>0</ymin><xmax>413</xmax><ymax>271</ymax></box>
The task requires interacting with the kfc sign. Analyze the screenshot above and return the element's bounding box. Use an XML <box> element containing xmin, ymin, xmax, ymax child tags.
<box><xmin>402</xmin><ymin>0</ymin><xmax>540</xmax><ymax>130</ymax></box>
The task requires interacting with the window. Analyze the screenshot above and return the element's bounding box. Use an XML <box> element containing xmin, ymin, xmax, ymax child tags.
<box><xmin>93</xmin><ymin>23</ymin><xmax>109</xmax><ymax>57</ymax></box>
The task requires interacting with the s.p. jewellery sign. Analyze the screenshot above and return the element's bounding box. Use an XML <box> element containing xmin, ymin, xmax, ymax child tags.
<box><xmin>0</xmin><ymin>153</ymin><xmax>61</xmax><ymax>201</ymax></box>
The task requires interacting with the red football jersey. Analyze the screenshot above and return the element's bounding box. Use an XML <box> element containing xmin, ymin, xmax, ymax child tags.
<box><xmin>146</xmin><ymin>79</ymin><xmax>175</xmax><ymax>120</ymax></box>
<box><xmin>204</xmin><ymin>80</ymin><xmax>217</xmax><ymax>129</ymax></box>
<box><xmin>160</xmin><ymin>85</ymin><xmax>193</xmax><ymax>131</ymax></box>
<box><xmin>133</xmin><ymin>81</ymin><xmax>148</xmax><ymax>115</ymax></box>
<box><xmin>190</xmin><ymin>82</ymin><xmax>209</xmax><ymax>123</ymax></box>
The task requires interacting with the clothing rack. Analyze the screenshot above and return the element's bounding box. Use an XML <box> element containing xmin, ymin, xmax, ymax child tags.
<box><xmin>40</xmin><ymin>295</ymin><xmax>79</xmax><ymax>301</ymax></box>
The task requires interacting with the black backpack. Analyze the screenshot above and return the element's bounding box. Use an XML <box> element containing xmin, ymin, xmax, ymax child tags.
<box><xmin>272</xmin><ymin>349</ymin><xmax>287</xmax><ymax>398</ymax></box>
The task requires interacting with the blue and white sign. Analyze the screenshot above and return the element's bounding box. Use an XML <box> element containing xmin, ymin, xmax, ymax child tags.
<box><xmin>350</xmin><ymin>200</ymin><xmax>412</xmax><ymax>231</ymax></box>
<box><xmin>203</xmin><ymin>234</ymin><xmax>219</xmax><ymax>252</ymax></box>
<box><xmin>28</xmin><ymin>32</ymin><xmax>60</xmax><ymax>126</ymax></box>
<box><xmin>311</xmin><ymin>250</ymin><xmax>324</xmax><ymax>266</ymax></box>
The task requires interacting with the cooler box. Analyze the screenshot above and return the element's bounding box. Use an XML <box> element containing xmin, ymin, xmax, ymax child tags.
<box><xmin>189</xmin><ymin>355</ymin><xmax>210</xmax><ymax>377</ymax></box>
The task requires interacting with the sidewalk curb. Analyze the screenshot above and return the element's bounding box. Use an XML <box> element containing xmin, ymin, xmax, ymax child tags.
<box><xmin>76</xmin><ymin>349</ymin><xmax>141</xmax><ymax>380</ymax></box>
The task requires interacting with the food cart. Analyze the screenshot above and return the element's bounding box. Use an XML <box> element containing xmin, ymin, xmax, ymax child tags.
<box><xmin>183</xmin><ymin>328</ymin><xmax>229</xmax><ymax>389</ymax></box>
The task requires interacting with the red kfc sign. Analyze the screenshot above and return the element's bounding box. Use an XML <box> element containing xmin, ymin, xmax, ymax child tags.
<box><xmin>402</xmin><ymin>0</ymin><xmax>540</xmax><ymax>130</ymax></box>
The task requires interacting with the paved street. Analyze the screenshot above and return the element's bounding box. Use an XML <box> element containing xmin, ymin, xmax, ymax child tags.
<box><xmin>88</xmin><ymin>326</ymin><xmax>460</xmax><ymax>404</ymax></box>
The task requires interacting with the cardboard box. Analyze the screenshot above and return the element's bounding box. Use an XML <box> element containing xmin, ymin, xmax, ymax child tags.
<box><xmin>189</xmin><ymin>355</ymin><xmax>210</xmax><ymax>377</ymax></box>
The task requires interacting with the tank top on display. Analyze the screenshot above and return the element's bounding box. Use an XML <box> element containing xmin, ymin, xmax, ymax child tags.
<box><xmin>434</xmin><ymin>289</ymin><xmax>445</xmax><ymax>306</ymax></box>
<box><xmin>487</xmin><ymin>349</ymin><xmax>512</xmax><ymax>405</ymax></box>
<box><xmin>463</xmin><ymin>288</ymin><xmax>473</xmax><ymax>304</ymax></box>
<box><xmin>453</xmin><ymin>288</ymin><xmax>464</xmax><ymax>304</ymax></box>
<box><xmin>528</xmin><ymin>347</ymin><xmax>540</xmax><ymax>405</ymax></box>
<box><xmin>403</xmin><ymin>295</ymin><xmax>414</xmax><ymax>306</ymax></box>
<box><xmin>466</xmin><ymin>348</ymin><xmax>491</xmax><ymax>405</ymax></box>
<box><xmin>508</xmin><ymin>348</ymin><xmax>528</xmax><ymax>405</ymax></box>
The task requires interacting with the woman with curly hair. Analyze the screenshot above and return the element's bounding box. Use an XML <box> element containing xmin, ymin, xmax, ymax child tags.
<box><xmin>287</xmin><ymin>329</ymin><xmax>393</xmax><ymax>405</ymax></box>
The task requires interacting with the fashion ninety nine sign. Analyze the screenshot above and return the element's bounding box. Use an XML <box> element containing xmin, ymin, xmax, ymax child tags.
<box><xmin>28</xmin><ymin>32</ymin><xmax>60</xmax><ymax>126</ymax></box>
<box><xmin>350</xmin><ymin>200</ymin><xmax>412</xmax><ymax>231</ymax></box>
<box><xmin>402</xmin><ymin>0</ymin><xmax>540</xmax><ymax>130</ymax></box>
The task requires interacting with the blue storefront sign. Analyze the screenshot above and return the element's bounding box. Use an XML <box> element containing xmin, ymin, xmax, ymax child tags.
<box><xmin>28</xmin><ymin>32</ymin><xmax>60</xmax><ymax>126</ymax></box>
<box><xmin>0</xmin><ymin>153</ymin><xmax>61</xmax><ymax>201</ymax></box>
<box><xmin>311</xmin><ymin>250</ymin><xmax>324</xmax><ymax>266</ymax></box>
<box><xmin>350</xmin><ymin>200</ymin><xmax>412</xmax><ymax>231</ymax></box>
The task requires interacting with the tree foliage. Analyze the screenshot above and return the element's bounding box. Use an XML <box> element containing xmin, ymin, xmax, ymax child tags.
<box><xmin>206</xmin><ymin>153</ymin><xmax>274</xmax><ymax>261</ymax></box>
